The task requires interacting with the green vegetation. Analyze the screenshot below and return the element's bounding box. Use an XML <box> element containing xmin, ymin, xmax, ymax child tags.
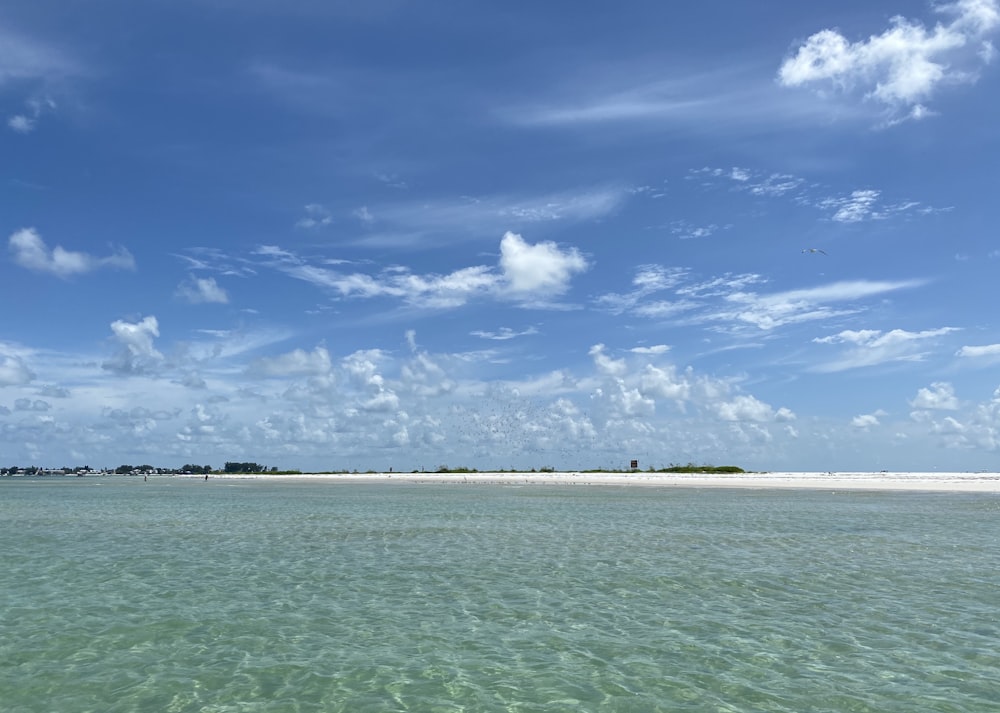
<box><xmin>654</xmin><ymin>463</ymin><xmax>744</xmax><ymax>474</ymax></box>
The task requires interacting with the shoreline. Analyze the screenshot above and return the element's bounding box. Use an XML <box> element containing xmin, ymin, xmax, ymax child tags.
<box><xmin>184</xmin><ymin>471</ymin><xmax>1000</xmax><ymax>492</ymax></box>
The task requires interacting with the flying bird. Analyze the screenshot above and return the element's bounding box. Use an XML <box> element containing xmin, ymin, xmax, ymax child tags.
<box><xmin>802</xmin><ymin>248</ymin><xmax>827</xmax><ymax>255</ymax></box>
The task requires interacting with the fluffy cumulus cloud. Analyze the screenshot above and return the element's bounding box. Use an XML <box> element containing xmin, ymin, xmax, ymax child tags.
<box><xmin>0</xmin><ymin>353</ymin><xmax>35</xmax><ymax>387</ymax></box>
<box><xmin>176</xmin><ymin>276</ymin><xmax>229</xmax><ymax>304</ymax></box>
<box><xmin>852</xmin><ymin>411</ymin><xmax>885</xmax><ymax>429</ymax></box>
<box><xmin>778</xmin><ymin>0</ymin><xmax>1000</xmax><ymax>123</ymax></box>
<box><xmin>103</xmin><ymin>316</ymin><xmax>163</xmax><ymax>375</ymax></box>
<box><xmin>9</xmin><ymin>228</ymin><xmax>135</xmax><ymax>278</ymax></box>
<box><xmin>498</xmin><ymin>231</ymin><xmax>588</xmax><ymax>297</ymax></box>
<box><xmin>911</xmin><ymin>381</ymin><xmax>960</xmax><ymax>410</ymax></box>
<box><xmin>893</xmin><ymin>386</ymin><xmax>1000</xmax><ymax>452</ymax></box>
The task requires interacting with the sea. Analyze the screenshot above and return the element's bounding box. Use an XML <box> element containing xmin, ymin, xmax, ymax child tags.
<box><xmin>1</xmin><ymin>477</ymin><xmax>998</xmax><ymax>712</ymax></box>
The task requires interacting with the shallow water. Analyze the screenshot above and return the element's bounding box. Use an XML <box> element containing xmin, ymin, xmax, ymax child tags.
<box><xmin>2</xmin><ymin>478</ymin><xmax>998</xmax><ymax>712</ymax></box>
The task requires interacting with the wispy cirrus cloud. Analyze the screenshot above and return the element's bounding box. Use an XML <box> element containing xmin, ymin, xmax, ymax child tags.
<box><xmin>688</xmin><ymin>167</ymin><xmax>805</xmax><ymax>198</ymax></box>
<box><xmin>1</xmin><ymin>27</ymin><xmax>89</xmax><ymax>134</ymax></box>
<box><xmin>594</xmin><ymin>265</ymin><xmax>690</xmax><ymax>315</ymax></box>
<box><xmin>9</xmin><ymin>228</ymin><xmax>135</xmax><ymax>278</ymax></box>
<box><xmin>812</xmin><ymin>326</ymin><xmax>959</xmax><ymax>372</ymax></box>
<box><xmin>0</xmin><ymin>27</ymin><xmax>82</xmax><ymax>84</ymax></box>
<box><xmin>295</xmin><ymin>203</ymin><xmax>333</xmax><ymax>229</ymax></box>
<box><xmin>956</xmin><ymin>343</ymin><xmax>1000</xmax><ymax>358</ymax></box>
<box><xmin>597</xmin><ymin>265</ymin><xmax>924</xmax><ymax>334</ymax></box>
<box><xmin>254</xmin><ymin>231</ymin><xmax>588</xmax><ymax>309</ymax></box>
<box><xmin>689</xmin><ymin>166</ymin><xmax>944</xmax><ymax>223</ymax></box>
<box><xmin>778</xmin><ymin>0</ymin><xmax>1000</xmax><ymax>125</ymax></box>
<box><xmin>502</xmin><ymin>63</ymin><xmax>853</xmax><ymax>132</ymax></box>
<box><xmin>176</xmin><ymin>276</ymin><xmax>229</xmax><ymax>304</ymax></box>
<box><xmin>471</xmin><ymin>326</ymin><xmax>540</xmax><ymax>341</ymax></box>
<box><xmin>348</xmin><ymin>186</ymin><xmax>628</xmax><ymax>248</ymax></box>
<box><xmin>714</xmin><ymin>280</ymin><xmax>925</xmax><ymax>331</ymax></box>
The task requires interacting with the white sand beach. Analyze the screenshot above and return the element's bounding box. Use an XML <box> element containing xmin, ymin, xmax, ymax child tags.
<box><xmin>200</xmin><ymin>471</ymin><xmax>1000</xmax><ymax>492</ymax></box>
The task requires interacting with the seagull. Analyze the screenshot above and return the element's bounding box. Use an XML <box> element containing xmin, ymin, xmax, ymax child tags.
<box><xmin>802</xmin><ymin>248</ymin><xmax>827</xmax><ymax>255</ymax></box>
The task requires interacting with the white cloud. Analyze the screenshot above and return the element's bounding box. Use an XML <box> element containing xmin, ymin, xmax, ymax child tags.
<box><xmin>813</xmin><ymin>326</ymin><xmax>958</xmax><ymax>372</ymax></box>
<box><xmin>852</xmin><ymin>413</ymin><xmax>881</xmax><ymax>429</ymax></box>
<box><xmin>956</xmin><ymin>343</ymin><xmax>1000</xmax><ymax>357</ymax></box>
<box><xmin>0</xmin><ymin>354</ymin><xmax>35</xmax><ymax>387</ymax></box>
<box><xmin>639</xmin><ymin>363</ymin><xmax>691</xmax><ymax>403</ymax></box>
<box><xmin>589</xmin><ymin>344</ymin><xmax>628</xmax><ymax>377</ymax></box>
<box><xmin>176</xmin><ymin>276</ymin><xmax>229</xmax><ymax>304</ymax></box>
<box><xmin>822</xmin><ymin>189</ymin><xmax>880</xmax><ymax>222</ymax></box>
<box><xmin>0</xmin><ymin>28</ymin><xmax>79</xmax><ymax>84</ymax></box>
<box><xmin>498</xmin><ymin>231</ymin><xmax>588</xmax><ymax>296</ymax></box>
<box><xmin>6</xmin><ymin>96</ymin><xmax>57</xmax><ymax>134</ymax></box>
<box><xmin>248</xmin><ymin>347</ymin><xmax>333</xmax><ymax>378</ymax></box>
<box><xmin>720</xmin><ymin>280</ymin><xmax>923</xmax><ymax>331</ymax></box>
<box><xmin>598</xmin><ymin>264</ymin><xmax>922</xmax><ymax>332</ymax></box>
<box><xmin>504</xmin><ymin>62</ymin><xmax>848</xmax><ymax>132</ymax></box>
<box><xmin>778</xmin><ymin>0</ymin><xmax>1000</xmax><ymax>122</ymax></box>
<box><xmin>7</xmin><ymin>115</ymin><xmax>35</xmax><ymax>133</ymax></box>
<box><xmin>259</xmin><ymin>232</ymin><xmax>587</xmax><ymax>308</ymax></box>
<box><xmin>691</xmin><ymin>166</ymin><xmax>939</xmax><ymax>222</ymax></box>
<box><xmin>670</xmin><ymin>222</ymin><xmax>727</xmax><ymax>240</ymax></box>
<box><xmin>595</xmin><ymin>265</ymin><xmax>689</xmax><ymax>314</ymax></box>
<box><xmin>635</xmin><ymin>299</ymin><xmax>700</xmax><ymax>319</ymax></box>
<box><xmin>817</xmin><ymin>189</ymin><xmax>924</xmax><ymax>222</ymax></box>
<box><xmin>630</xmin><ymin>344</ymin><xmax>670</xmax><ymax>355</ymax></box>
<box><xmin>9</xmin><ymin>228</ymin><xmax>135</xmax><ymax>278</ymax></box>
<box><xmin>471</xmin><ymin>327</ymin><xmax>539</xmax><ymax>341</ymax></box>
<box><xmin>296</xmin><ymin>203</ymin><xmax>333</xmax><ymax>229</ymax></box>
<box><xmin>910</xmin><ymin>381</ymin><xmax>960</xmax><ymax>410</ymax></box>
<box><xmin>103</xmin><ymin>316</ymin><xmax>163</xmax><ymax>375</ymax></box>
<box><xmin>688</xmin><ymin>167</ymin><xmax>804</xmax><ymax>198</ymax></box>
<box><xmin>851</xmin><ymin>409</ymin><xmax>888</xmax><ymax>431</ymax></box>
<box><xmin>717</xmin><ymin>395</ymin><xmax>790</xmax><ymax>423</ymax></box>
<box><xmin>343</xmin><ymin>186</ymin><xmax>627</xmax><ymax>248</ymax></box>
<box><xmin>353</xmin><ymin>206</ymin><xmax>374</xmax><ymax>224</ymax></box>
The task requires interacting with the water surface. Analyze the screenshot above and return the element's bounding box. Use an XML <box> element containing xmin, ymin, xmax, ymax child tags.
<box><xmin>2</xmin><ymin>478</ymin><xmax>998</xmax><ymax>711</ymax></box>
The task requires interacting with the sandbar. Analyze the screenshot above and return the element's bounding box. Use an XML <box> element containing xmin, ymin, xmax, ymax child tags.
<box><xmin>197</xmin><ymin>471</ymin><xmax>1000</xmax><ymax>492</ymax></box>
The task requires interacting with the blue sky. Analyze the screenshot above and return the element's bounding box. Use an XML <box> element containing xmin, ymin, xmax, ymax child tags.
<box><xmin>3</xmin><ymin>0</ymin><xmax>1000</xmax><ymax>472</ymax></box>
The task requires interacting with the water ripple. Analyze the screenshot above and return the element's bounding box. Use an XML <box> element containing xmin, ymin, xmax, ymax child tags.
<box><xmin>1</xmin><ymin>481</ymin><xmax>998</xmax><ymax>711</ymax></box>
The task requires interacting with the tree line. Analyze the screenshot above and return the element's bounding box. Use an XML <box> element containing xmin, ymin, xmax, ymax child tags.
<box><xmin>1</xmin><ymin>462</ymin><xmax>283</xmax><ymax>476</ymax></box>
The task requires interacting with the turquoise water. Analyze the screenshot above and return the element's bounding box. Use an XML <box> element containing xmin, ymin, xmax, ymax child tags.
<box><xmin>1</xmin><ymin>479</ymin><xmax>998</xmax><ymax>712</ymax></box>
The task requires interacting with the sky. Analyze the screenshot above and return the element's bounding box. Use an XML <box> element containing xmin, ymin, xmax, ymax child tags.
<box><xmin>3</xmin><ymin>0</ymin><xmax>1000</xmax><ymax>472</ymax></box>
